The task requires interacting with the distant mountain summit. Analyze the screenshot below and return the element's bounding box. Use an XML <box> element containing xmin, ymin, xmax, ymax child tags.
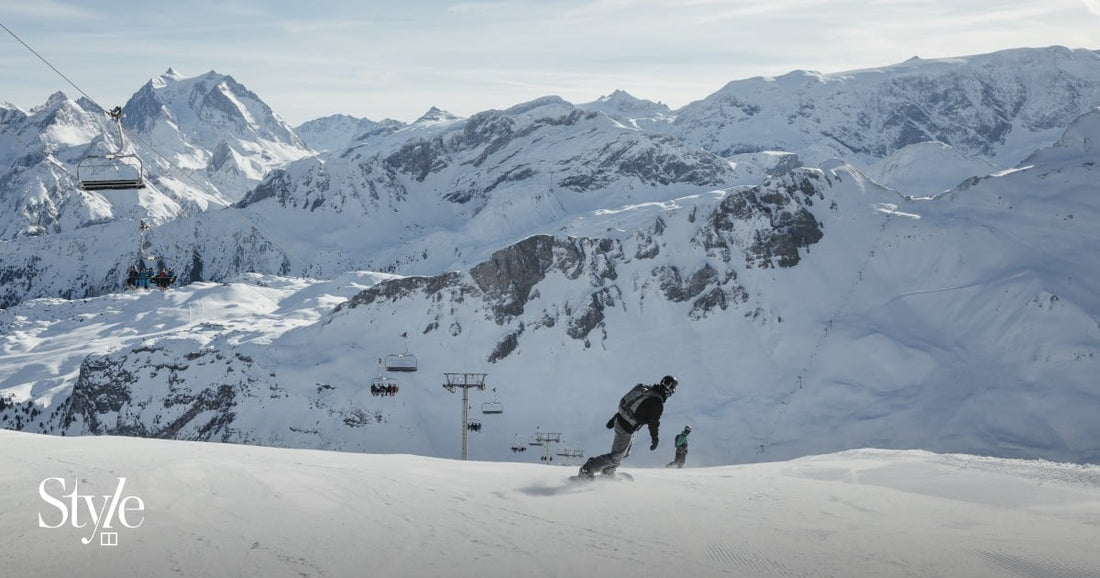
<box><xmin>577</xmin><ymin>89</ymin><xmax>672</xmax><ymax>130</ymax></box>
<box><xmin>295</xmin><ymin>114</ymin><xmax>402</xmax><ymax>153</ymax></box>
<box><xmin>122</xmin><ymin>68</ymin><xmax>312</xmax><ymax>196</ymax></box>
<box><xmin>412</xmin><ymin>106</ymin><xmax>462</xmax><ymax>126</ymax></box>
<box><xmin>669</xmin><ymin>46</ymin><xmax>1100</xmax><ymax>170</ymax></box>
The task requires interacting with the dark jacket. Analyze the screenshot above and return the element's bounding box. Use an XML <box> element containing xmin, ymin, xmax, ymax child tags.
<box><xmin>613</xmin><ymin>392</ymin><xmax>665</xmax><ymax>445</ymax></box>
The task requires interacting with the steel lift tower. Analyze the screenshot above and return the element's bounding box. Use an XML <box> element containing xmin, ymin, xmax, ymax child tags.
<box><xmin>442</xmin><ymin>372</ymin><xmax>488</xmax><ymax>460</ymax></box>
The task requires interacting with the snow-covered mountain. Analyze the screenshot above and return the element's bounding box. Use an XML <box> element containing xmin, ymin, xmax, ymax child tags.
<box><xmin>3</xmin><ymin>108</ymin><xmax>1098</xmax><ymax>466</ymax></box>
<box><xmin>234</xmin><ymin>96</ymin><xmax>739</xmax><ymax>275</ymax></box>
<box><xmin>119</xmin><ymin>68</ymin><xmax>312</xmax><ymax>200</ymax></box>
<box><xmin>865</xmin><ymin>141</ymin><xmax>1000</xmax><ymax>196</ymax></box>
<box><xmin>577</xmin><ymin>89</ymin><xmax>674</xmax><ymax>131</ymax></box>
<box><xmin>665</xmin><ymin>47</ymin><xmax>1100</xmax><ymax>181</ymax></box>
<box><xmin>0</xmin><ymin>93</ymin><xmax>743</xmax><ymax>308</ymax></box>
<box><xmin>1</xmin><ymin>47</ymin><xmax>1099</xmax><ymax>469</ymax></box>
<box><xmin>294</xmin><ymin>113</ymin><xmax>402</xmax><ymax>154</ymax></box>
<box><xmin>0</xmin><ymin>69</ymin><xmax>313</xmax><ymax>244</ymax></box>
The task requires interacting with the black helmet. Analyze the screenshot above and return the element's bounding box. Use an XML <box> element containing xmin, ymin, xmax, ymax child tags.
<box><xmin>660</xmin><ymin>375</ymin><xmax>678</xmax><ymax>392</ymax></box>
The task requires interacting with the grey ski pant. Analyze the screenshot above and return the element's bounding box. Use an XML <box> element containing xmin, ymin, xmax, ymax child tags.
<box><xmin>585</xmin><ymin>420</ymin><xmax>634</xmax><ymax>473</ymax></box>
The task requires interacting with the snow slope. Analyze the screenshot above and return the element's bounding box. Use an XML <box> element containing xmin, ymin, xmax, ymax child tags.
<box><xmin>2</xmin><ymin>430</ymin><xmax>1097</xmax><ymax>578</ymax></box>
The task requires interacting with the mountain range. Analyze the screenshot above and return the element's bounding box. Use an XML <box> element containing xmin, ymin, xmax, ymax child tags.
<box><xmin>1</xmin><ymin>46</ymin><xmax>1098</xmax><ymax>467</ymax></box>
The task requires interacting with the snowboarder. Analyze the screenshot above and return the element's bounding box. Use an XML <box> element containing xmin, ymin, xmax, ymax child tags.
<box><xmin>665</xmin><ymin>425</ymin><xmax>692</xmax><ymax>468</ymax></box>
<box><xmin>578</xmin><ymin>375</ymin><xmax>678</xmax><ymax>478</ymax></box>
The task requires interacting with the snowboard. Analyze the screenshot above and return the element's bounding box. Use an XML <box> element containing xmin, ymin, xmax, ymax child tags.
<box><xmin>568</xmin><ymin>471</ymin><xmax>634</xmax><ymax>482</ymax></box>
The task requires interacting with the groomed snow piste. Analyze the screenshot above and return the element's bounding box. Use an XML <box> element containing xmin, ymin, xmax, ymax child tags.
<box><xmin>2</xmin><ymin>430</ymin><xmax>1098</xmax><ymax>577</ymax></box>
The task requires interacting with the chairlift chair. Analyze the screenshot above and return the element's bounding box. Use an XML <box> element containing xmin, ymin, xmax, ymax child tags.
<box><xmin>480</xmin><ymin>387</ymin><xmax>503</xmax><ymax>414</ymax></box>
<box><xmin>126</xmin><ymin>257</ymin><xmax>175</xmax><ymax>290</ymax></box>
<box><xmin>369</xmin><ymin>359</ymin><xmax>400</xmax><ymax>396</ymax></box>
<box><xmin>124</xmin><ymin>221</ymin><xmax>177</xmax><ymax>290</ymax></box>
<box><xmin>510</xmin><ymin>434</ymin><xmax>527</xmax><ymax>453</ymax></box>
<box><xmin>77</xmin><ymin>155</ymin><xmax>146</xmax><ymax>191</ymax></box>
<box><xmin>77</xmin><ymin>106</ymin><xmax>146</xmax><ymax>191</ymax></box>
<box><xmin>528</xmin><ymin>427</ymin><xmax>544</xmax><ymax>446</ymax></box>
<box><xmin>384</xmin><ymin>332</ymin><xmax>418</xmax><ymax>372</ymax></box>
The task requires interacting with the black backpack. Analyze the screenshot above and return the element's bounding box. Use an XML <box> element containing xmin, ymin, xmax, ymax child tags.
<box><xmin>618</xmin><ymin>383</ymin><xmax>655</xmax><ymax>426</ymax></box>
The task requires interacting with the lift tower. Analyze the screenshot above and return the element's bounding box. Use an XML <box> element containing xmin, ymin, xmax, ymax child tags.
<box><xmin>442</xmin><ymin>373</ymin><xmax>488</xmax><ymax>460</ymax></box>
<box><xmin>533</xmin><ymin>430</ymin><xmax>562</xmax><ymax>464</ymax></box>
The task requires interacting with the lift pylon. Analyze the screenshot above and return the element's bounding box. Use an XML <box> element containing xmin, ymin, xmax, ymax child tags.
<box><xmin>442</xmin><ymin>372</ymin><xmax>488</xmax><ymax>460</ymax></box>
<box><xmin>532</xmin><ymin>430</ymin><xmax>562</xmax><ymax>464</ymax></box>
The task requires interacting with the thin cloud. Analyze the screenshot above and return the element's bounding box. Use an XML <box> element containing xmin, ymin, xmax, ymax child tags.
<box><xmin>0</xmin><ymin>0</ymin><xmax>102</xmax><ymax>20</ymax></box>
<box><xmin>446</xmin><ymin>2</ymin><xmax>514</xmax><ymax>14</ymax></box>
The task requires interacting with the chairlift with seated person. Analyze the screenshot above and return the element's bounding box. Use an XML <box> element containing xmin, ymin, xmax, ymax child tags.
<box><xmin>369</xmin><ymin>358</ymin><xmax>400</xmax><ymax>397</ymax></box>
<box><xmin>77</xmin><ymin>106</ymin><xmax>147</xmax><ymax>191</ymax></box>
<box><xmin>384</xmin><ymin>332</ymin><xmax>418</xmax><ymax>372</ymax></box>
<box><xmin>125</xmin><ymin>221</ymin><xmax>177</xmax><ymax>290</ymax></box>
<box><xmin>126</xmin><ymin>257</ymin><xmax>177</xmax><ymax>290</ymax></box>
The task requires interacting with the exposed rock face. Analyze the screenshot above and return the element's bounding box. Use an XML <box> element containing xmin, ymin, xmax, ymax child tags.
<box><xmin>695</xmin><ymin>170</ymin><xmax>826</xmax><ymax>269</ymax></box>
<box><xmin>60</xmin><ymin>346</ymin><xmax>252</xmax><ymax>442</ymax></box>
<box><xmin>332</xmin><ymin>168</ymin><xmax>826</xmax><ymax>361</ymax></box>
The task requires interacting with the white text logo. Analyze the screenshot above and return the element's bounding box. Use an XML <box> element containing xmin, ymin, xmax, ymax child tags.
<box><xmin>38</xmin><ymin>477</ymin><xmax>145</xmax><ymax>546</ymax></box>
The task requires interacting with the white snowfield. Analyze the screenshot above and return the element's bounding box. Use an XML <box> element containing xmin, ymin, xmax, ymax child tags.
<box><xmin>2</xmin><ymin>430</ymin><xmax>1097</xmax><ymax>578</ymax></box>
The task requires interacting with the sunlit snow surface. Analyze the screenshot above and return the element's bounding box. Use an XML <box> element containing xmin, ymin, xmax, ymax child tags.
<box><xmin>1</xmin><ymin>430</ymin><xmax>1097</xmax><ymax>577</ymax></box>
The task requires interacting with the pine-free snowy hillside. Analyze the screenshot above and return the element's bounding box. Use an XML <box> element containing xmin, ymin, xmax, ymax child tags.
<box><xmin>232</xmin><ymin>96</ymin><xmax>740</xmax><ymax>276</ymax></box>
<box><xmin>2</xmin><ymin>109</ymin><xmax>1098</xmax><ymax>467</ymax></box>
<box><xmin>2</xmin><ymin>430</ymin><xmax>1098</xmax><ymax>577</ymax></box>
<box><xmin>866</xmin><ymin>141</ymin><xmax>1000</xmax><ymax>196</ymax></box>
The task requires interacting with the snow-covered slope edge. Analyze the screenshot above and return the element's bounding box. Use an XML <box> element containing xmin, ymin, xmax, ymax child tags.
<box><xmin>2</xmin><ymin>430</ymin><xmax>1098</xmax><ymax>578</ymax></box>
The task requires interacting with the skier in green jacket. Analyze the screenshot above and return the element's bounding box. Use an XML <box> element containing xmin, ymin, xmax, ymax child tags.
<box><xmin>665</xmin><ymin>425</ymin><xmax>692</xmax><ymax>468</ymax></box>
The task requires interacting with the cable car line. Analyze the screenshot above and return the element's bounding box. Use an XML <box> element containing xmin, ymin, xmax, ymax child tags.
<box><xmin>0</xmin><ymin>21</ymin><xmax>108</xmax><ymax>114</ymax></box>
<box><xmin>2</xmin><ymin>20</ymin><xmax>326</xmax><ymax>284</ymax></box>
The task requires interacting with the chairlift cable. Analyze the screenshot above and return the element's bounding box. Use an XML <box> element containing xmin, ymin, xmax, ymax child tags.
<box><xmin>0</xmin><ymin>21</ymin><xmax>222</xmax><ymax>195</ymax></box>
<box><xmin>3</xmin><ymin>21</ymin><xmax>331</xmax><ymax>283</ymax></box>
<box><xmin>0</xmin><ymin>21</ymin><xmax>109</xmax><ymax>114</ymax></box>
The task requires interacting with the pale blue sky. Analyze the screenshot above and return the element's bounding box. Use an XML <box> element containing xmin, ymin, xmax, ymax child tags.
<box><xmin>2</xmin><ymin>0</ymin><xmax>1098</xmax><ymax>125</ymax></box>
